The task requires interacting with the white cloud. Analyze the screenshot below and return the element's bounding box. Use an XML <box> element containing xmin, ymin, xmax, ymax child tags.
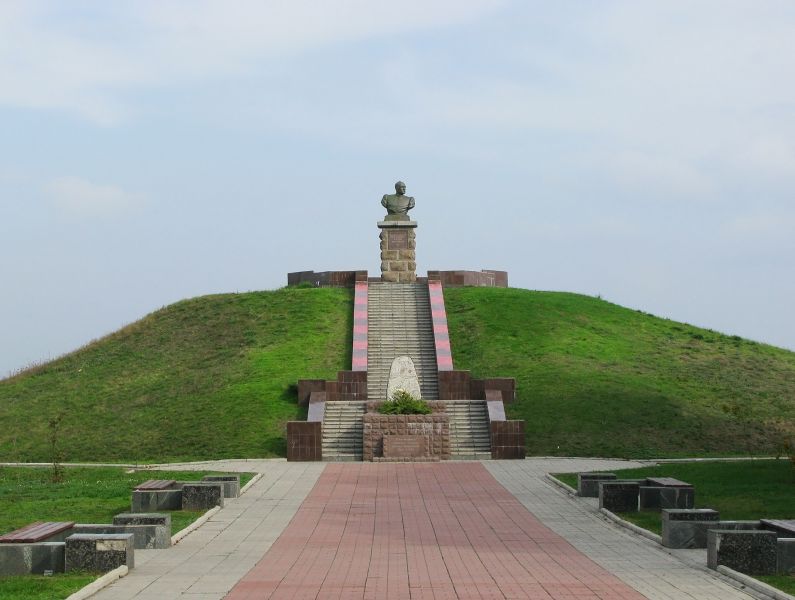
<box><xmin>45</xmin><ymin>176</ymin><xmax>139</xmax><ymax>216</ymax></box>
<box><xmin>0</xmin><ymin>0</ymin><xmax>503</xmax><ymax>123</ymax></box>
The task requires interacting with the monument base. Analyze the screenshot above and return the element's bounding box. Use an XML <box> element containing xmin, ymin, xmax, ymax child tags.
<box><xmin>378</xmin><ymin>221</ymin><xmax>417</xmax><ymax>282</ymax></box>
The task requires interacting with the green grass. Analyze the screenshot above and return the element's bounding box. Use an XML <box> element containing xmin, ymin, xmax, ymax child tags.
<box><xmin>445</xmin><ymin>288</ymin><xmax>795</xmax><ymax>457</ymax></box>
<box><xmin>0</xmin><ymin>466</ymin><xmax>254</xmax><ymax>535</ymax></box>
<box><xmin>0</xmin><ymin>466</ymin><xmax>254</xmax><ymax>600</ymax></box>
<box><xmin>554</xmin><ymin>460</ymin><xmax>795</xmax><ymax>534</ymax></box>
<box><xmin>0</xmin><ymin>287</ymin><xmax>352</xmax><ymax>462</ymax></box>
<box><xmin>0</xmin><ymin>573</ymin><xmax>96</xmax><ymax>600</ymax></box>
<box><xmin>756</xmin><ymin>575</ymin><xmax>795</xmax><ymax>594</ymax></box>
<box><xmin>2</xmin><ymin>286</ymin><xmax>794</xmax><ymax>460</ymax></box>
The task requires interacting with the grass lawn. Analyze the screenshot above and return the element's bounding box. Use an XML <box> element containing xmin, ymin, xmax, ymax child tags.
<box><xmin>0</xmin><ymin>466</ymin><xmax>254</xmax><ymax>534</ymax></box>
<box><xmin>554</xmin><ymin>459</ymin><xmax>795</xmax><ymax>534</ymax></box>
<box><xmin>0</xmin><ymin>573</ymin><xmax>97</xmax><ymax>600</ymax></box>
<box><xmin>0</xmin><ymin>466</ymin><xmax>254</xmax><ymax>600</ymax></box>
<box><xmin>756</xmin><ymin>575</ymin><xmax>795</xmax><ymax>594</ymax></box>
<box><xmin>446</xmin><ymin>287</ymin><xmax>795</xmax><ymax>458</ymax></box>
<box><xmin>0</xmin><ymin>287</ymin><xmax>352</xmax><ymax>462</ymax></box>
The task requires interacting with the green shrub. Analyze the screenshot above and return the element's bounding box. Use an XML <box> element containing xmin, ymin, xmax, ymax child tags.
<box><xmin>378</xmin><ymin>390</ymin><xmax>431</xmax><ymax>415</ymax></box>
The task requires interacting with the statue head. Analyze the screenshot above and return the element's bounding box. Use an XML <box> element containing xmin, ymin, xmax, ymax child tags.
<box><xmin>395</xmin><ymin>181</ymin><xmax>406</xmax><ymax>195</ymax></box>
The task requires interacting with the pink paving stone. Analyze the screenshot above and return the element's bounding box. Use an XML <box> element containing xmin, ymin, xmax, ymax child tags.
<box><xmin>353</xmin><ymin>340</ymin><xmax>368</xmax><ymax>350</ymax></box>
<box><xmin>353</xmin><ymin>325</ymin><xmax>367</xmax><ymax>334</ymax></box>
<box><xmin>435</xmin><ymin>339</ymin><xmax>451</xmax><ymax>350</ymax></box>
<box><xmin>225</xmin><ymin>464</ymin><xmax>646</xmax><ymax>600</ymax></box>
<box><xmin>431</xmin><ymin>310</ymin><xmax>447</xmax><ymax>319</ymax></box>
<box><xmin>434</xmin><ymin>324</ymin><xmax>449</xmax><ymax>334</ymax></box>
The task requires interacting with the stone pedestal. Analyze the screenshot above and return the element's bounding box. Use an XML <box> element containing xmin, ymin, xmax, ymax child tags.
<box><xmin>378</xmin><ymin>221</ymin><xmax>417</xmax><ymax>282</ymax></box>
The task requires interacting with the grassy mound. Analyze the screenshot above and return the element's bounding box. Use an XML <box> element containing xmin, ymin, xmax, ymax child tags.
<box><xmin>445</xmin><ymin>288</ymin><xmax>795</xmax><ymax>458</ymax></box>
<box><xmin>2</xmin><ymin>286</ymin><xmax>793</xmax><ymax>461</ymax></box>
<box><xmin>0</xmin><ymin>288</ymin><xmax>352</xmax><ymax>462</ymax></box>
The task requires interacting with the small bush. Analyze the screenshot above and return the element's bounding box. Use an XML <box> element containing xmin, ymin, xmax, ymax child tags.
<box><xmin>379</xmin><ymin>390</ymin><xmax>431</xmax><ymax>415</ymax></box>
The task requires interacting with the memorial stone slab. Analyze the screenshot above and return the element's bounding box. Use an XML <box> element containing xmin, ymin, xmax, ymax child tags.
<box><xmin>386</xmin><ymin>356</ymin><xmax>422</xmax><ymax>400</ymax></box>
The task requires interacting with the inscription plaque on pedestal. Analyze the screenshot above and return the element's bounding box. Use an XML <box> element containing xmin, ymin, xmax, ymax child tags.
<box><xmin>383</xmin><ymin>435</ymin><xmax>427</xmax><ymax>458</ymax></box>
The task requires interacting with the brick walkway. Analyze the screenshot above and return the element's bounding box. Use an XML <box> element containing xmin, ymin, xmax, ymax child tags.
<box><xmin>226</xmin><ymin>463</ymin><xmax>646</xmax><ymax>599</ymax></box>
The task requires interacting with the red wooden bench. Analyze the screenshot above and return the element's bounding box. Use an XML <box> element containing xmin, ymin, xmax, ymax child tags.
<box><xmin>0</xmin><ymin>521</ymin><xmax>75</xmax><ymax>543</ymax></box>
<box><xmin>135</xmin><ymin>479</ymin><xmax>176</xmax><ymax>490</ymax></box>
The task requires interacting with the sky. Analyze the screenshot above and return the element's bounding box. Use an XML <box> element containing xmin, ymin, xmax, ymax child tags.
<box><xmin>1</xmin><ymin>0</ymin><xmax>794</xmax><ymax>377</ymax></box>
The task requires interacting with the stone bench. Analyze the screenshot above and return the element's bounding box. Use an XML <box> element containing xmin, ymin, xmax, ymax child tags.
<box><xmin>202</xmin><ymin>475</ymin><xmax>240</xmax><ymax>499</ymax></box>
<box><xmin>707</xmin><ymin>529</ymin><xmax>777</xmax><ymax>575</ymax></box>
<box><xmin>0</xmin><ymin>542</ymin><xmax>65</xmax><ymax>575</ymax></box>
<box><xmin>132</xmin><ymin>488</ymin><xmax>182</xmax><ymax>512</ymax></box>
<box><xmin>65</xmin><ymin>533</ymin><xmax>134</xmax><ymax>572</ymax></box>
<box><xmin>182</xmin><ymin>482</ymin><xmax>224</xmax><ymax>510</ymax></box>
<box><xmin>72</xmin><ymin>524</ymin><xmax>167</xmax><ymax>550</ymax></box>
<box><xmin>598</xmin><ymin>480</ymin><xmax>645</xmax><ymax>512</ymax></box>
<box><xmin>0</xmin><ymin>521</ymin><xmax>75</xmax><ymax>543</ymax></box>
<box><xmin>598</xmin><ymin>477</ymin><xmax>694</xmax><ymax>512</ymax></box>
<box><xmin>577</xmin><ymin>473</ymin><xmax>616</xmax><ymax>497</ymax></box>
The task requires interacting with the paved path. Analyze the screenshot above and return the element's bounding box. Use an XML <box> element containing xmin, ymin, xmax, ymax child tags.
<box><xmin>92</xmin><ymin>459</ymin><xmax>759</xmax><ymax>600</ymax></box>
<box><xmin>93</xmin><ymin>461</ymin><xmax>324</xmax><ymax>600</ymax></box>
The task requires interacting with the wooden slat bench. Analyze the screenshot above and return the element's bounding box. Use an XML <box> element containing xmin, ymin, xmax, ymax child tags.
<box><xmin>761</xmin><ymin>519</ymin><xmax>795</xmax><ymax>536</ymax></box>
<box><xmin>135</xmin><ymin>479</ymin><xmax>176</xmax><ymax>491</ymax></box>
<box><xmin>0</xmin><ymin>521</ymin><xmax>75</xmax><ymax>543</ymax></box>
<box><xmin>647</xmin><ymin>477</ymin><xmax>692</xmax><ymax>488</ymax></box>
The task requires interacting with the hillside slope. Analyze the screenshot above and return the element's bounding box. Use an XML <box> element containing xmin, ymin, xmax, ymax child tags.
<box><xmin>445</xmin><ymin>288</ymin><xmax>795</xmax><ymax>458</ymax></box>
<box><xmin>2</xmin><ymin>286</ymin><xmax>793</xmax><ymax>461</ymax></box>
<box><xmin>0</xmin><ymin>288</ymin><xmax>352</xmax><ymax>462</ymax></box>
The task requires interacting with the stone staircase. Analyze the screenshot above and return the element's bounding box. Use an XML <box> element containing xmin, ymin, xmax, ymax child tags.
<box><xmin>445</xmin><ymin>400</ymin><xmax>492</xmax><ymax>459</ymax></box>
<box><xmin>321</xmin><ymin>401</ymin><xmax>366</xmax><ymax>461</ymax></box>
<box><xmin>367</xmin><ymin>282</ymin><xmax>439</xmax><ymax>400</ymax></box>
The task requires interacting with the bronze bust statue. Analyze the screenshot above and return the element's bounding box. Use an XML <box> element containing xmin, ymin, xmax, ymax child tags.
<box><xmin>381</xmin><ymin>181</ymin><xmax>415</xmax><ymax>221</ymax></box>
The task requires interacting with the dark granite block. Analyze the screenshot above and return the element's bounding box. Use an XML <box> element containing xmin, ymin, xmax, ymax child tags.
<box><xmin>639</xmin><ymin>486</ymin><xmax>695</xmax><ymax>509</ymax></box>
<box><xmin>0</xmin><ymin>543</ymin><xmax>65</xmax><ymax>575</ymax></box>
<box><xmin>113</xmin><ymin>513</ymin><xmax>171</xmax><ymax>533</ymax></box>
<box><xmin>181</xmin><ymin>483</ymin><xmax>224</xmax><ymax>510</ymax></box>
<box><xmin>707</xmin><ymin>530</ymin><xmax>777</xmax><ymax>575</ymax></box>
<box><xmin>599</xmin><ymin>482</ymin><xmax>640</xmax><ymax>512</ymax></box>
<box><xmin>131</xmin><ymin>489</ymin><xmax>182</xmax><ymax>512</ymax></box>
<box><xmin>65</xmin><ymin>533</ymin><xmax>134</xmax><ymax>572</ymax></box>
<box><xmin>778</xmin><ymin>538</ymin><xmax>795</xmax><ymax>575</ymax></box>
<box><xmin>577</xmin><ymin>473</ymin><xmax>617</xmax><ymax>497</ymax></box>
<box><xmin>661</xmin><ymin>509</ymin><xmax>720</xmax><ymax>548</ymax></box>
<box><xmin>72</xmin><ymin>524</ymin><xmax>167</xmax><ymax>550</ymax></box>
<box><xmin>202</xmin><ymin>475</ymin><xmax>241</xmax><ymax>499</ymax></box>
